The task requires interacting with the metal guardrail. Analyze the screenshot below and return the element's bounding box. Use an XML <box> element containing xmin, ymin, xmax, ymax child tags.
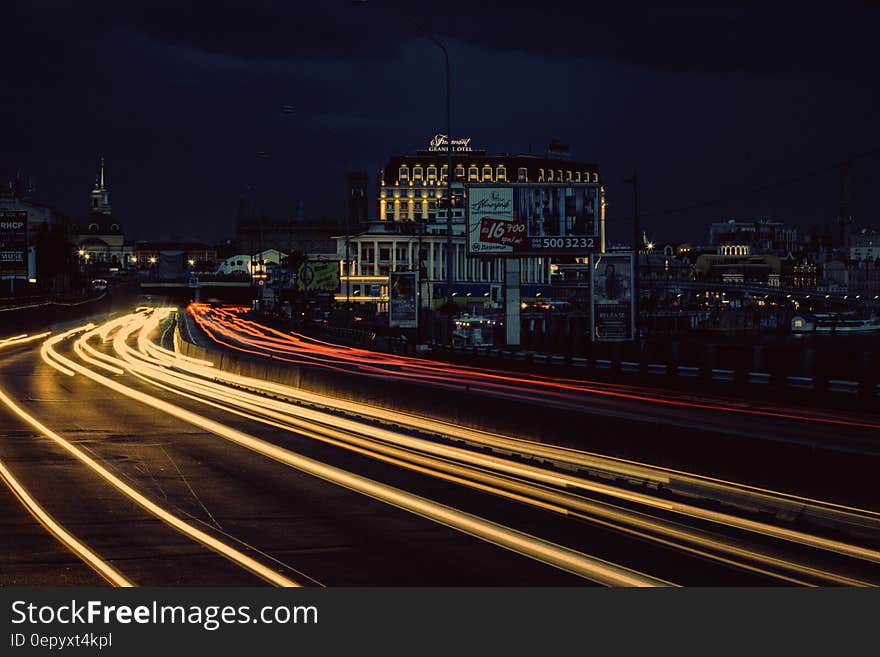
<box><xmin>786</xmin><ymin>376</ymin><xmax>814</xmax><ymax>390</ymax></box>
<box><xmin>432</xmin><ymin>342</ymin><xmax>878</xmax><ymax>397</ymax></box>
<box><xmin>711</xmin><ymin>368</ymin><xmax>736</xmax><ymax>382</ymax></box>
<box><xmin>828</xmin><ymin>379</ymin><xmax>860</xmax><ymax>395</ymax></box>
<box><xmin>747</xmin><ymin>372</ymin><xmax>772</xmax><ymax>385</ymax></box>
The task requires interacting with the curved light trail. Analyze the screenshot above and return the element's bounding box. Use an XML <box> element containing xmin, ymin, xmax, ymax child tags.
<box><xmin>10</xmin><ymin>307</ymin><xmax>877</xmax><ymax>586</ymax></box>
<box><xmin>0</xmin><ymin>400</ymin><xmax>132</xmax><ymax>587</ymax></box>
<box><xmin>39</xmin><ymin>307</ymin><xmax>880</xmax><ymax>586</ymax></box>
<box><xmin>9</xmin><ymin>324</ymin><xmax>305</xmax><ymax>587</ymax></box>
<box><xmin>187</xmin><ymin>304</ymin><xmax>880</xmax><ymax>432</ymax></box>
<box><xmin>41</xmin><ymin>313</ymin><xmax>667</xmax><ymax>587</ymax></box>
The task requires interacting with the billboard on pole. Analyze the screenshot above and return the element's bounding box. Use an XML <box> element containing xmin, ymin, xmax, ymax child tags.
<box><xmin>0</xmin><ymin>210</ymin><xmax>28</xmax><ymax>277</ymax></box>
<box><xmin>389</xmin><ymin>271</ymin><xmax>418</xmax><ymax>329</ymax></box>
<box><xmin>296</xmin><ymin>261</ymin><xmax>339</xmax><ymax>292</ymax></box>
<box><xmin>590</xmin><ymin>252</ymin><xmax>635</xmax><ymax>342</ymax></box>
<box><xmin>467</xmin><ymin>184</ymin><xmax>600</xmax><ymax>256</ymax></box>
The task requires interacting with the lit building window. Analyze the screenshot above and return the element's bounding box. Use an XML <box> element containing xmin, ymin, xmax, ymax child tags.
<box><xmin>413</xmin><ymin>165</ymin><xmax>423</xmax><ymax>182</ymax></box>
<box><xmin>517</xmin><ymin>167</ymin><xmax>528</xmax><ymax>182</ymax></box>
<box><xmin>546</xmin><ymin>169</ymin><xmax>554</xmax><ymax>182</ymax></box>
<box><xmin>538</xmin><ymin>168</ymin><xmax>545</xmax><ymax>182</ymax></box>
<box><xmin>468</xmin><ymin>166</ymin><xmax>479</xmax><ymax>181</ymax></box>
<box><xmin>427</xmin><ymin>165</ymin><xmax>437</xmax><ymax>181</ymax></box>
<box><xmin>454</xmin><ymin>164</ymin><xmax>465</xmax><ymax>181</ymax></box>
<box><xmin>496</xmin><ymin>165</ymin><xmax>507</xmax><ymax>181</ymax></box>
<box><xmin>481</xmin><ymin>165</ymin><xmax>493</xmax><ymax>182</ymax></box>
<box><xmin>557</xmin><ymin>169</ymin><xmax>563</xmax><ymax>181</ymax></box>
<box><xmin>575</xmin><ymin>172</ymin><xmax>581</xmax><ymax>182</ymax></box>
<box><xmin>398</xmin><ymin>166</ymin><xmax>409</xmax><ymax>182</ymax></box>
<box><xmin>565</xmin><ymin>170</ymin><xmax>572</xmax><ymax>181</ymax></box>
<box><xmin>592</xmin><ymin>172</ymin><xmax>598</xmax><ymax>182</ymax></box>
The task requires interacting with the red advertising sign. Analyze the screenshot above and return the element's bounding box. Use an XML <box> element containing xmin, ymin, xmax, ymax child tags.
<box><xmin>479</xmin><ymin>217</ymin><xmax>527</xmax><ymax>248</ymax></box>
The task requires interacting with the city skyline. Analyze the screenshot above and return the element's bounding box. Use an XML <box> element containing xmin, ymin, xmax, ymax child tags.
<box><xmin>2</xmin><ymin>2</ymin><xmax>879</xmax><ymax>243</ymax></box>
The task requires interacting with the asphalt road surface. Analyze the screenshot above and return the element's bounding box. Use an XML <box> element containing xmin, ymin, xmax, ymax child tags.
<box><xmin>1</xmin><ymin>306</ymin><xmax>879</xmax><ymax>587</ymax></box>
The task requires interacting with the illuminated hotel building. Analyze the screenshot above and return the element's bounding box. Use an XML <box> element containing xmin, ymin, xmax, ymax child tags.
<box><xmin>337</xmin><ymin>139</ymin><xmax>604</xmax><ymax>307</ymax></box>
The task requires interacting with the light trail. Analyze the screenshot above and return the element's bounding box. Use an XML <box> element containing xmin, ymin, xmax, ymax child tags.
<box><xmin>23</xmin><ymin>308</ymin><xmax>877</xmax><ymax>586</ymax></box>
<box><xmin>187</xmin><ymin>304</ymin><xmax>880</xmax><ymax>432</ymax></box>
<box><xmin>0</xmin><ymin>394</ymin><xmax>132</xmax><ymax>587</ymax></box>
<box><xmin>92</xmin><ymin>309</ymin><xmax>880</xmax><ymax>585</ymax></box>
<box><xmin>163</xmin><ymin>312</ymin><xmax>880</xmax><ymax>550</ymax></box>
<box><xmin>164</xmin><ymin>336</ymin><xmax>880</xmax><ymax>532</ymax></box>
<box><xmin>19</xmin><ymin>325</ymin><xmax>306</xmax><ymax>587</ymax></box>
<box><xmin>152</xmin><ymin>318</ymin><xmax>880</xmax><ymax>583</ymax></box>
<box><xmin>0</xmin><ymin>332</ymin><xmax>52</xmax><ymax>350</ymax></box>
<box><xmin>110</xmin><ymin>368</ymin><xmax>876</xmax><ymax>586</ymax></box>
<box><xmin>46</xmin><ymin>314</ymin><xmax>668</xmax><ymax>587</ymax></box>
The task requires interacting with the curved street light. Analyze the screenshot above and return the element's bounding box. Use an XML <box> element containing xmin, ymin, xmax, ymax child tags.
<box><xmin>353</xmin><ymin>0</ymin><xmax>454</xmax><ymax>344</ymax></box>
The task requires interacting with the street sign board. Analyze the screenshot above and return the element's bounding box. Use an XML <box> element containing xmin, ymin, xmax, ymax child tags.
<box><xmin>296</xmin><ymin>261</ymin><xmax>339</xmax><ymax>292</ymax></box>
<box><xmin>389</xmin><ymin>271</ymin><xmax>418</xmax><ymax>329</ymax></box>
<box><xmin>590</xmin><ymin>252</ymin><xmax>635</xmax><ymax>342</ymax></box>
<box><xmin>0</xmin><ymin>210</ymin><xmax>28</xmax><ymax>277</ymax></box>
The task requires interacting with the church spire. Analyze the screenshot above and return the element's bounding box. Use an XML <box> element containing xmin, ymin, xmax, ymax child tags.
<box><xmin>90</xmin><ymin>156</ymin><xmax>112</xmax><ymax>214</ymax></box>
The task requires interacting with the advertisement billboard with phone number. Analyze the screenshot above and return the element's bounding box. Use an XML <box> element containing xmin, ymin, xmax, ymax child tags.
<box><xmin>466</xmin><ymin>184</ymin><xmax>600</xmax><ymax>256</ymax></box>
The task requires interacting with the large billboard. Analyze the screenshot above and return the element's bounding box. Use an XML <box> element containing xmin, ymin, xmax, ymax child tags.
<box><xmin>467</xmin><ymin>184</ymin><xmax>600</xmax><ymax>256</ymax></box>
<box><xmin>296</xmin><ymin>260</ymin><xmax>339</xmax><ymax>292</ymax></box>
<box><xmin>590</xmin><ymin>253</ymin><xmax>635</xmax><ymax>342</ymax></box>
<box><xmin>388</xmin><ymin>271</ymin><xmax>418</xmax><ymax>329</ymax></box>
<box><xmin>0</xmin><ymin>211</ymin><xmax>28</xmax><ymax>277</ymax></box>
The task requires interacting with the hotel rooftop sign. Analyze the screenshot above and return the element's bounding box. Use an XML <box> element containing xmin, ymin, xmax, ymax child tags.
<box><xmin>428</xmin><ymin>134</ymin><xmax>473</xmax><ymax>152</ymax></box>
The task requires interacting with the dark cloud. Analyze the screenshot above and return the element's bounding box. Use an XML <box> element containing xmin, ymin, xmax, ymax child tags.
<box><xmin>17</xmin><ymin>2</ymin><xmax>879</xmax><ymax>77</ymax></box>
<box><xmin>25</xmin><ymin>2</ymin><xmax>874</xmax><ymax>79</ymax></box>
<box><xmin>424</xmin><ymin>2</ymin><xmax>880</xmax><ymax>78</ymax></box>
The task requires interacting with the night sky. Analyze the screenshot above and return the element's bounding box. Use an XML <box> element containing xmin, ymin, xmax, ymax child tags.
<box><xmin>4</xmin><ymin>1</ymin><xmax>879</xmax><ymax>245</ymax></box>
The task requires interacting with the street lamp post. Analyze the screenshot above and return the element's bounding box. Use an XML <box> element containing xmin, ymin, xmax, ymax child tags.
<box><xmin>624</xmin><ymin>170</ymin><xmax>640</xmax><ymax>339</ymax></box>
<box><xmin>665</xmin><ymin>257</ymin><xmax>670</xmax><ymax>308</ymax></box>
<box><xmin>354</xmin><ymin>1</ymin><xmax>454</xmax><ymax>344</ymax></box>
<box><xmin>428</xmin><ymin>37</ymin><xmax>455</xmax><ymax>346</ymax></box>
<box><xmin>279</xmin><ymin>107</ymin><xmax>353</xmax><ymax>309</ymax></box>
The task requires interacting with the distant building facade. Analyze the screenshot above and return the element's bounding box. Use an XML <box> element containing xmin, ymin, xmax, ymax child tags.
<box><xmin>694</xmin><ymin>252</ymin><xmax>782</xmax><ymax>286</ymax></box>
<box><xmin>234</xmin><ymin>198</ymin><xmax>344</xmax><ymax>257</ymax></box>
<box><xmin>346</xmin><ymin>171</ymin><xmax>369</xmax><ymax>228</ymax></box>
<box><xmin>337</xmin><ymin>138</ymin><xmax>605</xmax><ymax>307</ymax></box>
<box><xmin>134</xmin><ymin>241</ymin><xmax>217</xmax><ymax>269</ymax></box>
<box><xmin>850</xmin><ymin>228</ymin><xmax>880</xmax><ymax>263</ymax></box>
<box><xmin>709</xmin><ymin>218</ymin><xmax>797</xmax><ymax>254</ymax></box>
<box><xmin>217</xmin><ymin>248</ymin><xmax>286</xmax><ymax>276</ymax></box>
<box><xmin>0</xmin><ymin>177</ymin><xmax>69</xmax><ymax>292</ymax></box>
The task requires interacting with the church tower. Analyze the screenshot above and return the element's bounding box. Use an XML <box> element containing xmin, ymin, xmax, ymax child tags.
<box><xmin>90</xmin><ymin>157</ymin><xmax>112</xmax><ymax>215</ymax></box>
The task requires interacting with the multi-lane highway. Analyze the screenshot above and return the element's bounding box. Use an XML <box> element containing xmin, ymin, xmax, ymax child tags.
<box><xmin>1</xmin><ymin>305</ymin><xmax>879</xmax><ymax>587</ymax></box>
<box><xmin>187</xmin><ymin>305</ymin><xmax>880</xmax><ymax>452</ymax></box>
